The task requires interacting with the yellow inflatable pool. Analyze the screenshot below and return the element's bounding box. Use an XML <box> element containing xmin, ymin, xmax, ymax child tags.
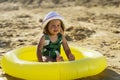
<box><xmin>1</xmin><ymin>45</ymin><xmax>107</xmax><ymax>80</ymax></box>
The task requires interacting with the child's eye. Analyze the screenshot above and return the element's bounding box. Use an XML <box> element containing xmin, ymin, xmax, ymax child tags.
<box><xmin>51</xmin><ymin>25</ymin><xmax>60</xmax><ymax>28</ymax></box>
<box><xmin>57</xmin><ymin>25</ymin><xmax>60</xmax><ymax>27</ymax></box>
<box><xmin>52</xmin><ymin>25</ymin><xmax>56</xmax><ymax>27</ymax></box>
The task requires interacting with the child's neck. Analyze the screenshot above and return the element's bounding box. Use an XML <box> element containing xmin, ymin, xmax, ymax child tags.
<box><xmin>49</xmin><ymin>34</ymin><xmax>58</xmax><ymax>43</ymax></box>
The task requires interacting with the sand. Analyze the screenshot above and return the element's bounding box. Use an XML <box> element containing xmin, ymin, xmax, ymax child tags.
<box><xmin>0</xmin><ymin>1</ymin><xmax>120</xmax><ymax>80</ymax></box>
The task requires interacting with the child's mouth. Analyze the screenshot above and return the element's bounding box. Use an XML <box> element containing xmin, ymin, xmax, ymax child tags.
<box><xmin>54</xmin><ymin>30</ymin><xmax>58</xmax><ymax>32</ymax></box>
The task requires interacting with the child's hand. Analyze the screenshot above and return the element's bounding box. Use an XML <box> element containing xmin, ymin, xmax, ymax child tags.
<box><xmin>68</xmin><ymin>54</ymin><xmax>75</xmax><ymax>61</ymax></box>
<box><xmin>56</xmin><ymin>55</ymin><xmax>64</xmax><ymax>62</ymax></box>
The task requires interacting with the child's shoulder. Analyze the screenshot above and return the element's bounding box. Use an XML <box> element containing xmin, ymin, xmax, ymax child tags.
<box><xmin>39</xmin><ymin>34</ymin><xmax>46</xmax><ymax>40</ymax></box>
<box><xmin>40</xmin><ymin>33</ymin><xmax>50</xmax><ymax>40</ymax></box>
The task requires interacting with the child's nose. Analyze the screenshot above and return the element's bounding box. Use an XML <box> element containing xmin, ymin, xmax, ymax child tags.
<box><xmin>54</xmin><ymin>26</ymin><xmax>58</xmax><ymax>29</ymax></box>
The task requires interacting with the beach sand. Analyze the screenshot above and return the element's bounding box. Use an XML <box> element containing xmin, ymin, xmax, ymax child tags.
<box><xmin>0</xmin><ymin>0</ymin><xmax>120</xmax><ymax>80</ymax></box>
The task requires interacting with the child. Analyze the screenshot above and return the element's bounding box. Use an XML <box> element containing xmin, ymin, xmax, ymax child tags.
<box><xmin>37</xmin><ymin>11</ymin><xmax>75</xmax><ymax>62</ymax></box>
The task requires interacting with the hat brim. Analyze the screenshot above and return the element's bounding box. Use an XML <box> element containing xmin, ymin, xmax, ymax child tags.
<box><xmin>42</xmin><ymin>16</ymin><xmax>65</xmax><ymax>30</ymax></box>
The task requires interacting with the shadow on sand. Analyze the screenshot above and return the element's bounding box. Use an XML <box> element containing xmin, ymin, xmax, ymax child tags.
<box><xmin>76</xmin><ymin>69</ymin><xmax>120</xmax><ymax>80</ymax></box>
<box><xmin>1</xmin><ymin>69</ymin><xmax>120</xmax><ymax>80</ymax></box>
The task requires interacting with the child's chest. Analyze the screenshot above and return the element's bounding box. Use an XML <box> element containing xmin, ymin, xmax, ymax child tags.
<box><xmin>49</xmin><ymin>36</ymin><xmax>58</xmax><ymax>43</ymax></box>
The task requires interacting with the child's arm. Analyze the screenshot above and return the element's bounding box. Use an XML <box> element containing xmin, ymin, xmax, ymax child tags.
<box><xmin>62</xmin><ymin>35</ymin><xmax>75</xmax><ymax>61</ymax></box>
<box><xmin>37</xmin><ymin>35</ymin><xmax>45</xmax><ymax>62</ymax></box>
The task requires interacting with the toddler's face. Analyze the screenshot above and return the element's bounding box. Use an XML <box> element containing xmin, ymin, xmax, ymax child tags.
<box><xmin>48</xmin><ymin>19</ymin><xmax>61</xmax><ymax>35</ymax></box>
